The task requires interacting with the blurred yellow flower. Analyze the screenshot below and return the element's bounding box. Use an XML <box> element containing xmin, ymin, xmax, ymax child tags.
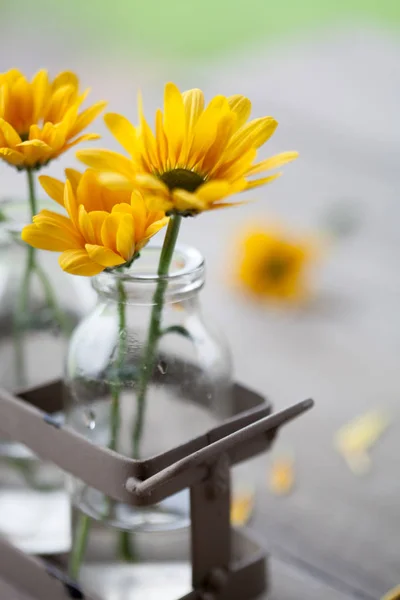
<box><xmin>382</xmin><ymin>586</ymin><xmax>400</xmax><ymax>600</ymax></box>
<box><xmin>21</xmin><ymin>169</ymin><xmax>168</xmax><ymax>276</ymax></box>
<box><xmin>0</xmin><ymin>69</ymin><xmax>106</xmax><ymax>170</ymax></box>
<box><xmin>237</xmin><ymin>224</ymin><xmax>316</xmax><ymax>302</ymax></box>
<box><xmin>77</xmin><ymin>82</ymin><xmax>298</xmax><ymax>216</ymax></box>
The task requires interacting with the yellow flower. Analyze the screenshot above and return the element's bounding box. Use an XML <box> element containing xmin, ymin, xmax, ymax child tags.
<box><xmin>77</xmin><ymin>82</ymin><xmax>298</xmax><ymax>216</ymax></box>
<box><xmin>21</xmin><ymin>169</ymin><xmax>168</xmax><ymax>276</ymax></box>
<box><xmin>0</xmin><ymin>69</ymin><xmax>106</xmax><ymax>170</ymax></box>
<box><xmin>237</xmin><ymin>224</ymin><xmax>316</xmax><ymax>302</ymax></box>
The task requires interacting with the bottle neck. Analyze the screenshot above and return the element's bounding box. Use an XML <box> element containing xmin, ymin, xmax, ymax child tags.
<box><xmin>92</xmin><ymin>245</ymin><xmax>205</xmax><ymax>306</ymax></box>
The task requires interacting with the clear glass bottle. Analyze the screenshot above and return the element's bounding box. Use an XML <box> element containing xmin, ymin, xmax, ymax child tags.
<box><xmin>65</xmin><ymin>245</ymin><xmax>233</xmax><ymax>533</ymax></box>
<box><xmin>0</xmin><ymin>201</ymin><xmax>94</xmax><ymax>554</ymax></box>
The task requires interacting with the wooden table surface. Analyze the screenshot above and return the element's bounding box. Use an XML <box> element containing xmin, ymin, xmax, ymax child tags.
<box><xmin>0</xmin><ymin>23</ymin><xmax>399</xmax><ymax>600</ymax></box>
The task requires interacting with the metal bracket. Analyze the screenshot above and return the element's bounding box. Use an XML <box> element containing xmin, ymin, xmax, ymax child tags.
<box><xmin>0</xmin><ymin>380</ymin><xmax>313</xmax><ymax>599</ymax></box>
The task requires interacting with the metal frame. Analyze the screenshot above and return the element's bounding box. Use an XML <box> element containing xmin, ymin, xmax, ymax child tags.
<box><xmin>0</xmin><ymin>380</ymin><xmax>313</xmax><ymax>600</ymax></box>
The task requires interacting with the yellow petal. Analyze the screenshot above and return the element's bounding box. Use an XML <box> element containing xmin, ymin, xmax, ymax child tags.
<box><xmin>245</xmin><ymin>172</ymin><xmax>282</xmax><ymax>190</ymax></box>
<box><xmin>62</xmin><ymin>133</ymin><xmax>101</xmax><ymax>154</ymax></box>
<box><xmin>155</xmin><ymin>108</ymin><xmax>168</xmax><ymax>170</ymax></box>
<box><xmin>163</xmin><ymin>82</ymin><xmax>185</xmax><ymax>165</ymax></box>
<box><xmin>32</xmin><ymin>69</ymin><xmax>49</xmax><ymax>122</ymax></box>
<box><xmin>65</xmin><ymin>168</ymin><xmax>82</xmax><ymax>195</ymax></box>
<box><xmin>144</xmin><ymin>216</ymin><xmax>169</xmax><ymax>239</ymax></box>
<box><xmin>226</xmin><ymin>117</ymin><xmax>278</xmax><ymax>162</ymax></box>
<box><xmin>69</xmin><ymin>101</ymin><xmax>107</xmax><ymax>138</ymax></box>
<box><xmin>0</xmin><ymin>148</ymin><xmax>25</xmax><ymax>167</ymax></box>
<box><xmin>227</xmin><ymin>95</ymin><xmax>252</xmax><ymax>130</ymax></box>
<box><xmin>78</xmin><ymin>205</ymin><xmax>96</xmax><ymax>244</ymax></box>
<box><xmin>101</xmin><ymin>213</ymin><xmax>120</xmax><ymax>253</ymax></box>
<box><xmin>335</xmin><ymin>410</ymin><xmax>389</xmax><ymax>456</ymax></box>
<box><xmin>33</xmin><ymin>209</ymin><xmax>83</xmax><ymax>243</ymax></box>
<box><xmin>189</xmin><ymin>96</ymin><xmax>227</xmax><ymax>166</ymax></box>
<box><xmin>52</xmin><ymin>71</ymin><xmax>79</xmax><ymax>92</ymax></box>
<box><xmin>21</xmin><ymin>222</ymin><xmax>80</xmax><ymax>252</ymax></box>
<box><xmin>104</xmin><ymin>112</ymin><xmax>138</xmax><ymax>156</ymax></box>
<box><xmin>247</xmin><ymin>151</ymin><xmax>299</xmax><ymax>176</ymax></box>
<box><xmin>134</xmin><ymin>173</ymin><xmax>168</xmax><ymax>193</ymax></box>
<box><xmin>76</xmin><ymin>149</ymin><xmax>135</xmax><ymax>180</ymax></box>
<box><xmin>88</xmin><ymin>211</ymin><xmax>108</xmax><ymax>245</ymax></box>
<box><xmin>39</xmin><ymin>175</ymin><xmax>65</xmax><ymax>207</ymax></box>
<box><xmin>137</xmin><ymin>91</ymin><xmax>159</xmax><ymax>171</ymax></box>
<box><xmin>269</xmin><ymin>457</ymin><xmax>294</xmax><ymax>495</ymax></box>
<box><xmin>172</xmin><ymin>190</ymin><xmax>207</xmax><ymax>212</ymax></box>
<box><xmin>231</xmin><ymin>492</ymin><xmax>254</xmax><ymax>526</ymax></box>
<box><xmin>196</xmin><ymin>180</ymin><xmax>231</xmax><ymax>203</ymax></box>
<box><xmin>59</xmin><ymin>249</ymin><xmax>103</xmax><ymax>276</ymax></box>
<box><xmin>182</xmin><ymin>88</ymin><xmax>204</xmax><ymax>135</ymax></box>
<box><xmin>0</xmin><ymin>118</ymin><xmax>21</xmax><ymax>147</ymax></box>
<box><xmin>116</xmin><ymin>214</ymin><xmax>135</xmax><ymax>260</ymax></box>
<box><xmin>64</xmin><ymin>179</ymin><xmax>79</xmax><ymax>227</ymax></box>
<box><xmin>129</xmin><ymin>191</ymin><xmax>146</xmax><ymax>239</ymax></box>
<box><xmin>85</xmin><ymin>244</ymin><xmax>125</xmax><ymax>267</ymax></box>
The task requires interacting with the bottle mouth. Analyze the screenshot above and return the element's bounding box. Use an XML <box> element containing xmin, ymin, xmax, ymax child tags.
<box><xmin>92</xmin><ymin>244</ymin><xmax>205</xmax><ymax>303</ymax></box>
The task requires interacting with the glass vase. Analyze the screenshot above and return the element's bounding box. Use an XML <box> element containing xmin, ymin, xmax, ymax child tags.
<box><xmin>66</xmin><ymin>245</ymin><xmax>233</xmax><ymax>536</ymax></box>
<box><xmin>0</xmin><ymin>201</ymin><xmax>94</xmax><ymax>554</ymax></box>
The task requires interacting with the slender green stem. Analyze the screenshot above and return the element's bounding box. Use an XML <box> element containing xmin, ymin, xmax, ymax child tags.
<box><xmin>68</xmin><ymin>513</ymin><xmax>91</xmax><ymax>580</ymax></box>
<box><xmin>26</xmin><ymin>169</ymin><xmax>38</xmax><ymax>217</ymax></box>
<box><xmin>132</xmin><ymin>215</ymin><xmax>182</xmax><ymax>458</ymax></box>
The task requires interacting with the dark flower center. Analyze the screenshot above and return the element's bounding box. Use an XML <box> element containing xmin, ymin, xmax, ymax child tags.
<box><xmin>263</xmin><ymin>255</ymin><xmax>292</xmax><ymax>282</ymax></box>
<box><xmin>160</xmin><ymin>169</ymin><xmax>205</xmax><ymax>193</ymax></box>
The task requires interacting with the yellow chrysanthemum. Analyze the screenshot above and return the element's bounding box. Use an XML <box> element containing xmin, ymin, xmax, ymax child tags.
<box><xmin>0</xmin><ymin>69</ymin><xmax>106</xmax><ymax>170</ymax></box>
<box><xmin>237</xmin><ymin>224</ymin><xmax>316</xmax><ymax>302</ymax></box>
<box><xmin>77</xmin><ymin>82</ymin><xmax>298</xmax><ymax>215</ymax></box>
<box><xmin>21</xmin><ymin>169</ymin><xmax>168</xmax><ymax>276</ymax></box>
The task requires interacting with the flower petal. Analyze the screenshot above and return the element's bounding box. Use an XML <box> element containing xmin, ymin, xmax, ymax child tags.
<box><xmin>247</xmin><ymin>151</ymin><xmax>299</xmax><ymax>176</ymax></box>
<box><xmin>85</xmin><ymin>244</ymin><xmax>125</xmax><ymax>268</ymax></box>
<box><xmin>64</xmin><ymin>179</ymin><xmax>79</xmax><ymax>227</ymax></box>
<box><xmin>76</xmin><ymin>149</ymin><xmax>135</xmax><ymax>180</ymax></box>
<box><xmin>182</xmin><ymin>89</ymin><xmax>205</xmax><ymax>135</ymax></box>
<box><xmin>0</xmin><ymin>118</ymin><xmax>21</xmax><ymax>147</ymax></box>
<box><xmin>163</xmin><ymin>82</ymin><xmax>185</xmax><ymax>165</ymax></box>
<box><xmin>59</xmin><ymin>249</ymin><xmax>104</xmax><ymax>276</ymax></box>
<box><xmin>172</xmin><ymin>190</ymin><xmax>207</xmax><ymax>212</ymax></box>
<box><xmin>104</xmin><ymin>112</ymin><xmax>138</xmax><ymax>157</ymax></box>
<box><xmin>69</xmin><ymin>101</ymin><xmax>107</xmax><ymax>138</ymax></box>
<box><xmin>21</xmin><ymin>221</ymin><xmax>81</xmax><ymax>252</ymax></box>
<box><xmin>101</xmin><ymin>213</ymin><xmax>120</xmax><ymax>253</ymax></box>
<box><xmin>0</xmin><ymin>148</ymin><xmax>25</xmax><ymax>167</ymax></box>
<box><xmin>65</xmin><ymin>168</ymin><xmax>82</xmax><ymax>195</ymax></box>
<box><xmin>78</xmin><ymin>205</ymin><xmax>96</xmax><ymax>244</ymax></box>
<box><xmin>39</xmin><ymin>175</ymin><xmax>65</xmax><ymax>207</ymax></box>
<box><xmin>227</xmin><ymin>95</ymin><xmax>252</xmax><ymax>130</ymax></box>
<box><xmin>245</xmin><ymin>172</ymin><xmax>282</xmax><ymax>190</ymax></box>
<box><xmin>196</xmin><ymin>180</ymin><xmax>231</xmax><ymax>202</ymax></box>
<box><xmin>116</xmin><ymin>214</ymin><xmax>135</xmax><ymax>260</ymax></box>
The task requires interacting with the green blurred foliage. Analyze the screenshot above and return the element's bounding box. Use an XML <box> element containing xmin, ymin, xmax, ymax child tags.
<box><xmin>2</xmin><ymin>0</ymin><xmax>400</xmax><ymax>59</ymax></box>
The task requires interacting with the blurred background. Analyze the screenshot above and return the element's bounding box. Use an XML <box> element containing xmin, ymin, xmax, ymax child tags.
<box><xmin>1</xmin><ymin>0</ymin><xmax>400</xmax><ymax>596</ymax></box>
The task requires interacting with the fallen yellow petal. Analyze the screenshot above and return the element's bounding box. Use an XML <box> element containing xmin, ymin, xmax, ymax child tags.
<box><xmin>382</xmin><ymin>585</ymin><xmax>400</xmax><ymax>600</ymax></box>
<box><xmin>231</xmin><ymin>492</ymin><xmax>254</xmax><ymax>527</ymax></box>
<box><xmin>335</xmin><ymin>410</ymin><xmax>389</xmax><ymax>456</ymax></box>
<box><xmin>269</xmin><ymin>457</ymin><xmax>294</xmax><ymax>495</ymax></box>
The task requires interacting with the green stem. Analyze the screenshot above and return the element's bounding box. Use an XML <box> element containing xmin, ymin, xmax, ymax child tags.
<box><xmin>68</xmin><ymin>513</ymin><xmax>91</xmax><ymax>580</ymax></box>
<box><xmin>132</xmin><ymin>215</ymin><xmax>182</xmax><ymax>459</ymax></box>
<box><xmin>26</xmin><ymin>169</ymin><xmax>38</xmax><ymax>217</ymax></box>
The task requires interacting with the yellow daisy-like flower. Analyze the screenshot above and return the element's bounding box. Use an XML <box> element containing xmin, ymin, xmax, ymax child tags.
<box><xmin>237</xmin><ymin>224</ymin><xmax>316</xmax><ymax>302</ymax></box>
<box><xmin>77</xmin><ymin>82</ymin><xmax>298</xmax><ymax>215</ymax></box>
<box><xmin>21</xmin><ymin>169</ymin><xmax>168</xmax><ymax>276</ymax></box>
<box><xmin>0</xmin><ymin>69</ymin><xmax>106</xmax><ymax>170</ymax></box>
